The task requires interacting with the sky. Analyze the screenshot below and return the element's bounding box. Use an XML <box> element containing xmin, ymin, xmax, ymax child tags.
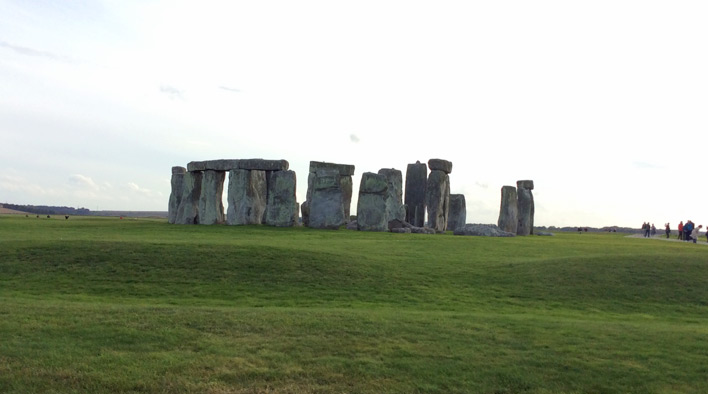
<box><xmin>1</xmin><ymin>0</ymin><xmax>707</xmax><ymax>228</ymax></box>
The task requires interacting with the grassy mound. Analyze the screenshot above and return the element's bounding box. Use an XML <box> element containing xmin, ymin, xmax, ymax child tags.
<box><xmin>1</xmin><ymin>215</ymin><xmax>707</xmax><ymax>393</ymax></box>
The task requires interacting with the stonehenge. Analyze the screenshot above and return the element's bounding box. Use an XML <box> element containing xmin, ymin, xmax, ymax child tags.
<box><xmin>169</xmin><ymin>157</ymin><xmax>537</xmax><ymax>235</ymax></box>
<box><xmin>171</xmin><ymin>159</ymin><xmax>294</xmax><ymax>226</ymax></box>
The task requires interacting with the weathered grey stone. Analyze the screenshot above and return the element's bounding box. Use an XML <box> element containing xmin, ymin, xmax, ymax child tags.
<box><xmin>198</xmin><ymin>170</ymin><xmax>226</xmax><ymax>225</ymax></box>
<box><xmin>308</xmin><ymin>169</ymin><xmax>345</xmax><ymax>229</ymax></box>
<box><xmin>388</xmin><ymin>218</ymin><xmax>414</xmax><ymax>232</ymax></box>
<box><xmin>188</xmin><ymin>159</ymin><xmax>240</xmax><ymax>172</ymax></box>
<box><xmin>391</xmin><ymin>228</ymin><xmax>412</xmax><ymax>234</ymax></box>
<box><xmin>174</xmin><ymin>171</ymin><xmax>203</xmax><ymax>224</ymax></box>
<box><xmin>497</xmin><ymin>186</ymin><xmax>518</xmax><ymax>233</ymax></box>
<box><xmin>425</xmin><ymin>170</ymin><xmax>450</xmax><ymax>232</ymax></box>
<box><xmin>309</xmin><ymin>161</ymin><xmax>355</xmax><ymax>176</ymax></box>
<box><xmin>346</xmin><ymin>220</ymin><xmax>358</xmax><ymax>230</ymax></box>
<box><xmin>300</xmin><ymin>200</ymin><xmax>310</xmax><ymax>227</ymax></box>
<box><xmin>536</xmin><ymin>232</ymin><xmax>554</xmax><ymax>236</ymax></box>
<box><xmin>172</xmin><ymin>166</ymin><xmax>187</xmax><ymax>175</ymax></box>
<box><xmin>265</xmin><ymin>170</ymin><xmax>298</xmax><ymax>227</ymax></box>
<box><xmin>168</xmin><ymin>166</ymin><xmax>187</xmax><ymax>224</ymax></box>
<box><xmin>517</xmin><ymin>180</ymin><xmax>535</xmax><ymax>236</ymax></box>
<box><xmin>357</xmin><ymin>172</ymin><xmax>388</xmax><ymax>232</ymax></box>
<box><xmin>454</xmin><ymin>223</ymin><xmax>516</xmax><ymax>237</ymax></box>
<box><xmin>227</xmin><ymin>169</ymin><xmax>267</xmax><ymax>225</ymax></box>
<box><xmin>404</xmin><ymin>161</ymin><xmax>428</xmax><ymax>227</ymax></box>
<box><xmin>446</xmin><ymin>194</ymin><xmax>466</xmax><ymax>231</ymax></box>
<box><xmin>517</xmin><ymin>180</ymin><xmax>534</xmax><ymax>190</ymax></box>
<box><xmin>428</xmin><ymin>159</ymin><xmax>453</xmax><ymax>174</ymax></box>
<box><xmin>378</xmin><ymin>168</ymin><xmax>406</xmax><ymax>223</ymax></box>
<box><xmin>411</xmin><ymin>226</ymin><xmax>436</xmax><ymax>234</ymax></box>
<box><xmin>340</xmin><ymin>175</ymin><xmax>353</xmax><ymax>222</ymax></box>
<box><xmin>238</xmin><ymin>159</ymin><xmax>289</xmax><ymax>171</ymax></box>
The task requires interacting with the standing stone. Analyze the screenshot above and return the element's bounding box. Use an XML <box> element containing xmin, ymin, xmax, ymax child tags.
<box><xmin>447</xmin><ymin>194</ymin><xmax>466</xmax><ymax>231</ymax></box>
<box><xmin>168</xmin><ymin>166</ymin><xmax>186</xmax><ymax>224</ymax></box>
<box><xmin>517</xmin><ymin>180</ymin><xmax>535</xmax><ymax>236</ymax></box>
<box><xmin>498</xmin><ymin>186</ymin><xmax>518</xmax><ymax>233</ymax></box>
<box><xmin>304</xmin><ymin>161</ymin><xmax>354</xmax><ymax>228</ymax></box>
<box><xmin>378</xmin><ymin>168</ymin><xmax>406</xmax><ymax>223</ymax></box>
<box><xmin>357</xmin><ymin>172</ymin><xmax>389</xmax><ymax>231</ymax></box>
<box><xmin>265</xmin><ymin>170</ymin><xmax>298</xmax><ymax>227</ymax></box>
<box><xmin>198</xmin><ymin>170</ymin><xmax>226</xmax><ymax>225</ymax></box>
<box><xmin>175</xmin><ymin>171</ymin><xmax>203</xmax><ymax>225</ymax></box>
<box><xmin>425</xmin><ymin>170</ymin><xmax>450</xmax><ymax>232</ymax></box>
<box><xmin>404</xmin><ymin>161</ymin><xmax>428</xmax><ymax>227</ymax></box>
<box><xmin>308</xmin><ymin>169</ymin><xmax>345</xmax><ymax>229</ymax></box>
<box><xmin>340</xmin><ymin>175</ymin><xmax>353</xmax><ymax>221</ymax></box>
<box><xmin>227</xmin><ymin>169</ymin><xmax>267</xmax><ymax>225</ymax></box>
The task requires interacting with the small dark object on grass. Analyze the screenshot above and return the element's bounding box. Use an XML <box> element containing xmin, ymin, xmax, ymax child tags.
<box><xmin>65</xmin><ymin>215</ymin><xmax>69</xmax><ymax>220</ymax></box>
<box><xmin>46</xmin><ymin>215</ymin><xmax>50</xmax><ymax>219</ymax></box>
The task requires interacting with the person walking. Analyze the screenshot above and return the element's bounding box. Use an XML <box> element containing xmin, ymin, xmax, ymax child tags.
<box><xmin>678</xmin><ymin>221</ymin><xmax>684</xmax><ymax>240</ymax></box>
<box><xmin>691</xmin><ymin>224</ymin><xmax>703</xmax><ymax>244</ymax></box>
<box><xmin>651</xmin><ymin>223</ymin><xmax>656</xmax><ymax>236</ymax></box>
<box><xmin>641</xmin><ymin>222</ymin><xmax>649</xmax><ymax>237</ymax></box>
<box><xmin>665</xmin><ymin>223</ymin><xmax>671</xmax><ymax>238</ymax></box>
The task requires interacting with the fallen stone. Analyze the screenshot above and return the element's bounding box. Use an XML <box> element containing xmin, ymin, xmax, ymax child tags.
<box><xmin>346</xmin><ymin>220</ymin><xmax>358</xmax><ymax>230</ymax></box>
<box><xmin>536</xmin><ymin>232</ymin><xmax>554</xmax><ymax>236</ymax></box>
<box><xmin>447</xmin><ymin>194</ymin><xmax>466</xmax><ymax>231</ymax></box>
<box><xmin>497</xmin><ymin>186</ymin><xmax>518</xmax><ymax>233</ymax></box>
<box><xmin>391</xmin><ymin>228</ymin><xmax>412</xmax><ymax>234</ymax></box>
<box><xmin>428</xmin><ymin>158</ymin><xmax>453</xmax><ymax>174</ymax></box>
<box><xmin>388</xmin><ymin>218</ymin><xmax>414</xmax><ymax>231</ymax></box>
<box><xmin>404</xmin><ymin>161</ymin><xmax>428</xmax><ymax>227</ymax></box>
<box><xmin>411</xmin><ymin>226</ymin><xmax>437</xmax><ymax>234</ymax></box>
<box><xmin>454</xmin><ymin>223</ymin><xmax>516</xmax><ymax>237</ymax></box>
<box><xmin>227</xmin><ymin>169</ymin><xmax>267</xmax><ymax>225</ymax></box>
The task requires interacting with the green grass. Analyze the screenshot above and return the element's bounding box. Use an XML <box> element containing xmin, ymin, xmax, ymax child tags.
<box><xmin>1</xmin><ymin>215</ymin><xmax>707</xmax><ymax>393</ymax></box>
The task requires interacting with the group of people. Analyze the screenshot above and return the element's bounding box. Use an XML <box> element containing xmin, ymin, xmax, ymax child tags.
<box><xmin>640</xmin><ymin>222</ymin><xmax>656</xmax><ymax>237</ymax></box>
<box><xmin>664</xmin><ymin>221</ymin><xmax>706</xmax><ymax>243</ymax></box>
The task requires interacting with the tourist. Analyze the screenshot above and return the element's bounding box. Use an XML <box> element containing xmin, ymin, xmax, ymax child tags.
<box><xmin>691</xmin><ymin>224</ymin><xmax>703</xmax><ymax>244</ymax></box>
<box><xmin>651</xmin><ymin>223</ymin><xmax>656</xmax><ymax>236</ymax></box>
<box><xmin>684</xmin><ymin>220</ymin><xmax>694</xmax><ymax>242</ymax></box>
<box><xmin>642</xmin><ymin>222</ymin><xmax>651</xmax><ymax>238</ymax></box>
<box><xmin>665</xmin><ymin>223</ymin><xmax>671</xmax><ymax>238</ymax></box>
<box><xmin>678</xmin><ymin>221</ymin><xmax>684</xmax><ymax>240</ymax></box>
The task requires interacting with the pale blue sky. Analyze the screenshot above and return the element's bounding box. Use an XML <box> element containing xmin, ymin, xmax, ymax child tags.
<box><xmin>1</xmin><ymin>0</ymin><xmax>707</xmax><ymax>227</ymax></box>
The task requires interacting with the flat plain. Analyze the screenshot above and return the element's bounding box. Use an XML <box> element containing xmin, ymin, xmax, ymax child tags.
<box><xmin>1</xmin><ymin>215</ymin><xmax>707</xmax><ymax>393</ymax></box>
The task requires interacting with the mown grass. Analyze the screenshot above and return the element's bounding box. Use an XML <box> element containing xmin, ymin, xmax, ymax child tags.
<box><xmin>1</xmin><ymin>215</ymin><xmax>707</xmax><ymax>393</ymax></box>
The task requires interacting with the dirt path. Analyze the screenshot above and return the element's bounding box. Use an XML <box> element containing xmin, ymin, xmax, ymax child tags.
<box><xmin>626</xmin><ymin>233</ymin><xmax>708</xmax><ymax>245</ymax></box>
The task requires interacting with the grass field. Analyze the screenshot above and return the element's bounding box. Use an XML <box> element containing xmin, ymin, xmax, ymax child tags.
<box><xmin>1</xmin><ymin>215</ymin><xmax>707</xmax><ymax>393</ymax></box>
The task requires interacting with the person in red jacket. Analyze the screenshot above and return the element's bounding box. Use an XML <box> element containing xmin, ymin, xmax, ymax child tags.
<box><xmin>678</xmin><ymin>221</ymin><xmax>684</xmax><ymax>240</ymax></box>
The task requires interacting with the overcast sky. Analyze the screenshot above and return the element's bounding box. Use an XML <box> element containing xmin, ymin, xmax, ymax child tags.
<box><xmin>1</xmin><ymin>1</ymin><xmax>707</xmax><ymax>228</ymax></box>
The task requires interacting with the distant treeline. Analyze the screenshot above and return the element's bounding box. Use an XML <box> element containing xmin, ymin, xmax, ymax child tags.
<box><xmin>1</xmin><ymin>203</ymin><xmax>90</xmax><ymax>216</ymax></box>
